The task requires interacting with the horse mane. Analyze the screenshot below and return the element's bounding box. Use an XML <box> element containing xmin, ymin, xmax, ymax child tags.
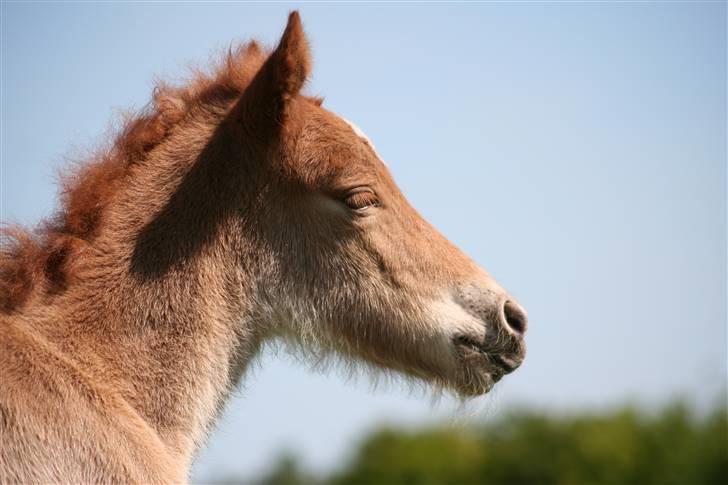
<box><xmin>0</xmin><ymin>40</ymin><xmax>315</xmax><ymax>314</ymax></box>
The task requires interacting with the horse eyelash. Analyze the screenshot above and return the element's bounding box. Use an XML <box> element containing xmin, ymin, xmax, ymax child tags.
<box><xmin>344</xmin><ymin>191</ymin><xmax>380</xmax><ymax>211</ymax></box>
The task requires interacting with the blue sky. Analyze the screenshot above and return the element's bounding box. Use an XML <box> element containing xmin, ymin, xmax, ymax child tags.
<box><xmin>2</xmin><ymin>1</ymin><xmax>725</xmax><ymax>481</ymax></box>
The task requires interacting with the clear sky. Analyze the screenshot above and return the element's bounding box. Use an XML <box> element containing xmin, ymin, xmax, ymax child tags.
<box><xmin>1</xmin><ymin>1</ymin><xmax>725</xmax><ymax>482</ymax></box>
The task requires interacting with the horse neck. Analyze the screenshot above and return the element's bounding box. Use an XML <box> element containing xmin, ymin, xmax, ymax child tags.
<box><xmin>44</xmin><ymin>150</ymin><xmax>264</xmax><ymax>469</ymax></box>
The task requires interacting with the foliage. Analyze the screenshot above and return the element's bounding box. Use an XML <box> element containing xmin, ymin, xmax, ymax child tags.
<box><xmin>243</xmin><ymin>401</ymin><xmax>727</xmax><ymax>485</ymax></box>
<box><xmin>257</xmin><ymin>452</ymin><xmax>318</xmax><ymax>485</ymax></box>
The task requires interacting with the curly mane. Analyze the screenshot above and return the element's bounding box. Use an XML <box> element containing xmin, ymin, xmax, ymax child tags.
<box><xmin>0</xmin><ymin>42</ymin><xmax>272</xmax><ymax>314</ymax></box>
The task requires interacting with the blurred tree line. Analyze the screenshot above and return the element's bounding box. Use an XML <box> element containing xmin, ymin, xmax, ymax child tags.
<box><xmin>217</xmin><ymin>400</ymin><xmax>727</xmax><ymax>485</ymax></box>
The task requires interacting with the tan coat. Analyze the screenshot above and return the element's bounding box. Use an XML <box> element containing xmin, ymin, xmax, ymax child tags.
<box><xmin>0</xmin><ymin>12</ymin><xmax>527</xmax><ymax>483</ymax></box>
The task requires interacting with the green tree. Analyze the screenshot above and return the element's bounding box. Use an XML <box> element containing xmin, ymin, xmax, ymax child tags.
<box><xmin>324</xmin><ymin>401</ymin><xmax>727</xmax><ymax>485</ymax></box>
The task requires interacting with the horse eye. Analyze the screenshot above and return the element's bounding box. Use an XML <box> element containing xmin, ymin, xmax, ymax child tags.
<box><xmin>344</xmin><ymin>189</ymin><xmax>380</xmax><ymax>212</ymax></box>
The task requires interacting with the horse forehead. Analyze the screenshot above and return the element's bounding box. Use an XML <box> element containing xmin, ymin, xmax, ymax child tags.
<box><xmin>340</xmin><ymin>117</ymin><xmax>372</xmax><ymax>145</ymax></box>
<box><xmin>338</xmin><ymin>116</ymin><xmax>385</xmax><ymax>165</ymax></box>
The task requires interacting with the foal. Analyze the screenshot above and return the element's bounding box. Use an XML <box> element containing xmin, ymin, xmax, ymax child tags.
<box><xmin>0</xmin><ymin>12</ymin><xmax>527</xmax><ymax>483</ymax></box>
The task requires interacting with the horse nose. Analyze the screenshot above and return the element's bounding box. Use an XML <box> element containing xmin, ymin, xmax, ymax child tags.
<box><xmin>502</xmin><ymin>299</ymin><xmax>527</xmax><ymax>337</ymax></box>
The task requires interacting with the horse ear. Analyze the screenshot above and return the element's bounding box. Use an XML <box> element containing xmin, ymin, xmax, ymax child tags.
<box><xmin>269</xmin><ymin>11</ymin><xmax>311</xmax><ymax>102</ymax></box>
<box><xmin>233</xmin><ymin>11</ymin><xmax>311</xmax><ymax>134</ymax></box>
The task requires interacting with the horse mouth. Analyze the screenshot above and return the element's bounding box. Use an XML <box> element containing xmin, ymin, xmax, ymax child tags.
<box><xmin>453</xmin><ymin>335</ymin><xmax>523</xmax><ymax>379</ymax></box>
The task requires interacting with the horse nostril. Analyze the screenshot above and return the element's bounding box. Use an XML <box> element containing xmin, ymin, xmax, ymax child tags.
<box><xmin>503</xmin><ymin>300</ymin><xmax>527</xmax><ymax>336</ymax></box>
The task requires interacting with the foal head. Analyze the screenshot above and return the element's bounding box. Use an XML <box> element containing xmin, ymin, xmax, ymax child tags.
<box><xmin>223</xmin><ymin>13</ymin><xmax>527</xmax><ymax>397</ymax></box>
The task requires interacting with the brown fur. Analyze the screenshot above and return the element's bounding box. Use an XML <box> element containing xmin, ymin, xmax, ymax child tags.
<box><xmin>0</xmin><ymin>41</ymin><xmax>266</xmax><ymax>313</ymax></box>
<box><xmin>0</xmin><ymin>12</ymin><xmax>527</xmax><ymax>483</ymax></box>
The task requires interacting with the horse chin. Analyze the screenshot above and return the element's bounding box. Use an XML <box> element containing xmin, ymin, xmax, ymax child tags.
<box><xmin>449</xmin><ymin>343</ymin><xmax>508</xmax><ymax>397</ymax></box>
<box><xmin>454</xmin><ymin>380</ymin><xmax>493</xmax><ymax>398</ymax></box>
<box><xmin>448</xmin><ymin>365</ymin><xmax>499</xmax><ymax>397</ymax></box>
